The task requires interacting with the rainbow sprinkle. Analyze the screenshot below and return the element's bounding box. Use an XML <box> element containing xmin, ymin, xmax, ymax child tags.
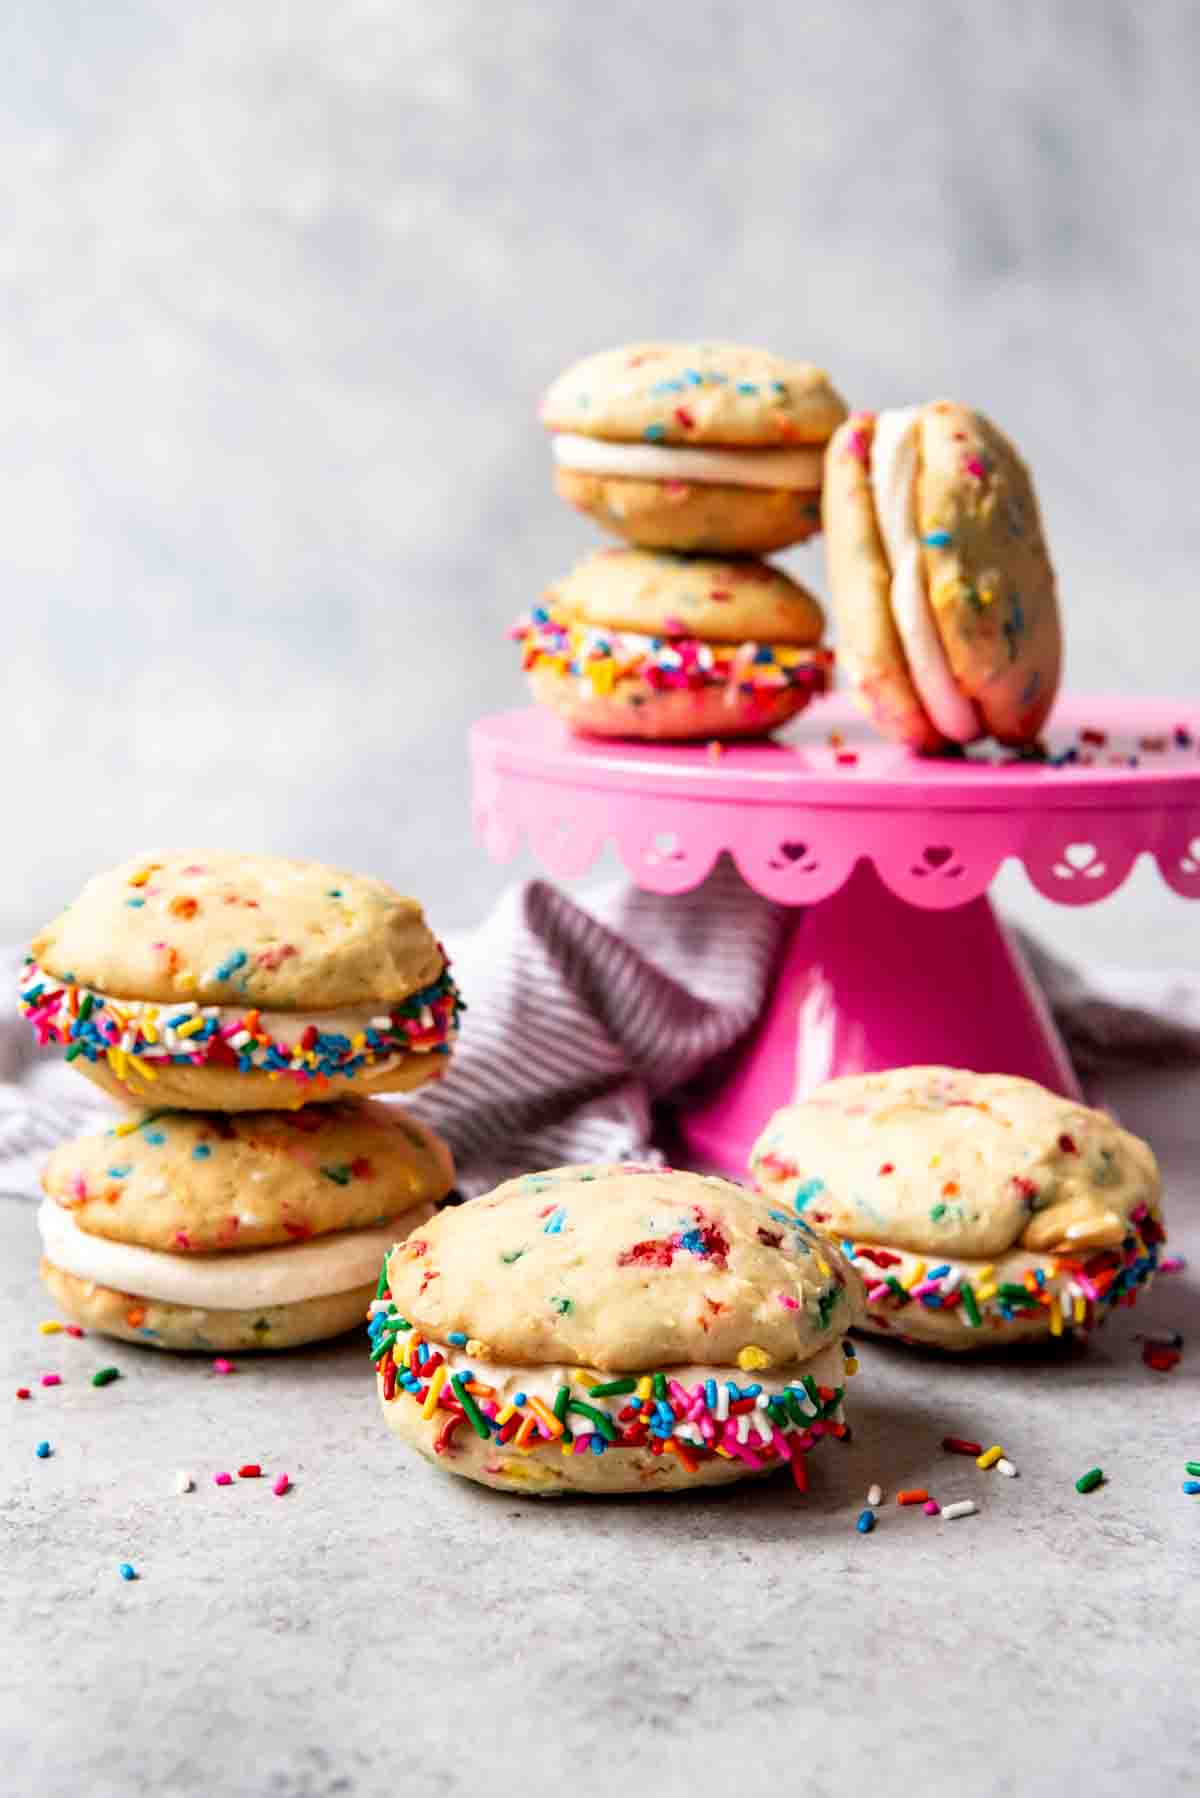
<box><xmin>18</xmin><ymin>957</ymin><xmax>463</xmax><ymax>1089</ymax></box>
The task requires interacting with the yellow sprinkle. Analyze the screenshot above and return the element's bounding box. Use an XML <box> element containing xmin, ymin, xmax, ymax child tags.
<box><xmin>900</xmin><ymin>1260</ymin><xmax>927</xmax><ymax>1291</ymax></box>
<box><xmin>588</xmin><ymin>660</ymin><xmax>617</xmax><ymax>697</ymax></box>
<box><xmin>176</xmin><ymin>1017</ymin><xmax>206</xmax><ymax>1039</ymax></box>
<box><xmin>420</xmin><ymin>1364</ymin><xmax>447</xmax><ymax>1419</ymax></box>
<box><xmin>844</xmin><ymin>1357</ymin><xmax>859</xmax><ymax>1376</ymax></box>
<box><xmin>351</xmin><ymin>1034</ymin><xmax>366</xmax><ymax>1052</ymax></box>
<box><xmin>636</xmin><ymin>1376</ymin><xmax>652</xmax><ymax>1401</ymax></box>
<box><xmin>111</xmin><ymin>1117</ymin><xmax>143</xmax><ymax>1138</ymax></box>
<box><xmin>561</xmin><ymin>1440</ymin><xmax>573</xmax><ymax>1456</ymax></box>
<box><xmin>178</xmin><ymin>973</ymin><xmax>197</xmax><ymax>993</ymax></box>
<box><xmin>38</xmin><ymin>1321</ymin><xmax>63</xmax><ymax>1335</ymax></box>
<box><xmin>976</xmin><ymin>1444</ymin><xmax>1004</xmax><ymax>1470</ymax></box>
<box><xmin>714</xmin><ymin>1446</ymin><xmax>733</xmax><ymax>1459</ymax></box>
<box><xmin>814</xmin><ymin>1256</ymin><xmax>831</xmax><ymax>1279</ymax></box>
<box><xmin>107</xmin><ymin>1048</ymin><xmax>128</xmax><ymax>1080</ymax></box>
<box><xmin>1074</xmin><ymin>1295</ymin><xmax>1086</xmax><ymax>1324</ymax></box>
<box><xmin>141</xmin><ymin>1023</ymin><xmax>159</xmax><ymax>1045</ymax></box>
<box><xmin>1049</xmin><ymin>1297</ymin><xmax>1063</xmax><ymax>1337</ymax></box>
<box><xmin>976</xmin><ymin>1265</ymin><xmax>995</xmax><ymax>1284</ymax></box>
<box><xmin>737</xmin><ymin>1345</ymin><xmax>772</xmax><ymax>1372</ymax></box>
<box><xmin>495</xmin><ymin>1403</ymin><xmax>517</xmax><ymax>1426</ymax></box>
<box><xmin>977</xmin><ymin>1282</ymin><xmax>998</xmax><ymax>1302</ymax></box>
<box><xmin>126</xmin><ymin>1054</ymin><xmax>157</xmax><ymax>1084</ymax></box>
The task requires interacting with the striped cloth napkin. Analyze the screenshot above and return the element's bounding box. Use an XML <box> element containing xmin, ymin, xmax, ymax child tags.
<box><xmin>2</xmin><ymin>862</ymin><xmax>1198</xmax><ymax>1200</ymax></box>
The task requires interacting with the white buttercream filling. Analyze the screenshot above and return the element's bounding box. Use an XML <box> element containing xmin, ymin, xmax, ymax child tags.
<box><xmin>870</xmin><ymin>407</ymin><xmax>980</xmax><ymax>744</ymax></box>
<box><xmin>39</xmin><ymin>1200</ymin><xmax>435</xmax><ymax>1309</ymax></box>
<box><xmin>552</xmin><ymin>434</ymin><xmax>824</xmax><ymax>491</ymax></box>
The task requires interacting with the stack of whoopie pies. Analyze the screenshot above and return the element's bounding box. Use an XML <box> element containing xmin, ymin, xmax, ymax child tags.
<box><xmin>19</xmin><ymin>851</ymin><xmax>461</xmax><ymax>1350</ymax></box>
<box><xmin>513</xmin><ymin>341</ymin><xmax>847</xmax><ymax>741</ymax></box>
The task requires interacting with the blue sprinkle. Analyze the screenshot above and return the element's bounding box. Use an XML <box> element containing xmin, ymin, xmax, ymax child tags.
<box><xmin>923</xmin><ymin>530</ymin><xmax>952</xmax><ymax>547</ymax></box>
<box><xmin>513</xmin><ymin>1392</ymin><xmax>527</xmax><ymax>1408</ymax></box>
<box><xmin>118</xmin><ymin>1563</ymin><xmax>137</xmax><ymax>1581</ymax></box>
<box><xmin>191</xmin><ymin>1145</ymin><xmax>212</xmax><ymax>1162</ymax></box>
<box><xmin>770</xmin><ymin>380</ymin><xmax>786</xmax><ymax>395</ymax></box>
<box><xmin>106</xmin><ymin>1165</ymin><xmax>132</xmax><ymax>1179</ymax></box>
<box><xmin>447</xmin><ymin>1331</ymin><xmax>468</xmax><ymax>1347</ymax></box>
<box><xmin>927</xmin><ymin>1264</ymin><xmax>952</xmax><ymax>1280</ymax></box>
<box><xmin>1185</xmin><ymin>1480</ymin><xmax>1200</xmax><ymax>1496</ymax></box>
<box><xmin>793</xmin><ymin>1178</ymin><xmax>825</xmax><ymax>1214</ymax></box>
<box><xmin>36</xmin><ymin>1442</ymin><xmax>51</xmax><ymax>1459</ymax></box>
<box><xmin>704</xmin><ymin>1379</ymin><xmax>717</xmax><ymax>1410</ymax></box>
<box><xmin>125</xmin><ymin>898</ymin><xmax>145</xmax><ymax>908</ymax></box>
<box><xmin>683</xmin><ymin>368</ymin><xmax>704</xmax><ymax>386</ymax></box>
<box><xmin>590</xmin><ymin>1434</ymin><xmax>605</xmax><ymax>1455</ymax></box>
<box><xmin>736</xmin><ymin>381</ymin><xmax>758</xmax><ymax>395</ymax></box>
<box><xmin>856</xmin><ymin>1508</ymin><xmax>876</xmax><ymax>1534</ymax></box>
<box><xmin>213</xmin><ymin>950</ymin><xmax>248</xmax><ymax>982</ymax></box>
<box><xmin>643</xmin><ymin>423</ymin><xmax>666</xmax><ymax>442</ymax></box>
<box><xmin>143</xmin><ymin>1130</ymin><xmax>166</xmax><ymax>1146</ymax></box>
<box><xmin>543</xmin><ymin>1206</ymin><xmax>567</xmax><ymax>1235</ymax></box>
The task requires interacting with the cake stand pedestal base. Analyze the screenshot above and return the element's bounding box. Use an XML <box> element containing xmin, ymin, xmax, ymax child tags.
<box><xmin>678</xmin><ymin>861</ymin><xmax>1081</xmax><ymax>1178</ymax></box>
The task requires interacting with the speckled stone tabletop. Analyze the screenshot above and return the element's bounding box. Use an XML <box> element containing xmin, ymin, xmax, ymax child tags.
<box><xmin>4</xmin><ymin>1065</ymin><xmax>1197</xmax><ymax>1798</ymax></box>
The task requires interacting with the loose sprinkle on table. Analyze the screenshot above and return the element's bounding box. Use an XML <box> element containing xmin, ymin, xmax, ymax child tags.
<box><xmin>35</xmin><ymin>1441</ymin><xmax>52</xmax><ymax>1458</ymax></box>
<box><xmin>16</xmin><ymin>1388</ymin><xmax>31</xmax><ymax>1400</ymax></box>
<box><xmin>174</xmin><ymin>1471</ymin><xmax>195</xmax><ymax>1494</ymax></box>
<box><xmin>38</xmin><ymin>1321</ymin><xmax>62</xmax><ymax>1336</ymax></box>
<box><xmin>65</xmin><ymin>1325</ymin><xmax>85</xmax><ymax>1338</ymax></box>
<box><xmin>923</xmin><ymin>1498</ymin><xmax>941</xmax><ymax>1515</ymax></box>
<box><xmin>866</xmin><ymin>1483</ymin><xmax>883</xmax><ymax>1506</ymax></box>
<box><xmin>1183</xmin><ymin>1480</ymin><xmax>1200</xmax><ymax>1496</ymax></box>
<box><xmin>995</xmin><ymin>1458</ymin><xmax>1018</xmax><ymax>1478</ymax></box>
<box><xmin>943</xmin><ymin>1436</ymin><xmax>982</xmax><ymax>1456</ymax></box>
<box><xmin>213</xmin><ymin>1471</ymin><xmax>233</xmax><ymax>1487</ymax></box>
<box><xmin>897</xmin><ymin>1488</ymin><xmax>929</xmax><ymax>1506</ymax></box>
<box><xmin>1186</xmin><ymin>1462</ymin><xmax>1200</xmax><ymax>1478</ymax></box>
<box><xmin>272</xmin><ymin>1474</ymin><xmax>291</xmax><ymax>1497</ymax></box>
<box><xmin>119</xmin><ymin>1563</ymin><xmax>137</xmax><ymax>1581</ymax></box>
<box><xmin>941</xmin><ymin>1500</ymin><xmax>977</xmax><ymax>1521</ymax></box>
<box><xmin>40</xmin><ymin>1374</ymin><xmax>61</xmax><ymax>1389</ymax></box>
<box><xmin>212</xmin><ymin>1358</ymin><xmax>235</xmax><ymax>1376</ymax></box>
<box><xmin>237</xmin><ymin>1464</ymin><xmax>262</xmax><ymax>1479</ymax></box>
<box><xmin>91</xmin><ymin>1367</ymin><xmax>121</xmax><ymax>1388</ymax></box>
<box><xmin>1075</xmin><ymin>1467</ymin><xmax>1104</xmax><ymax>1494</ymax></box>
<box><xmin>976</xmin><ymin>1444</ymin><xmax>1004</xmax><ymax>1470</ymax></box>
<box><xmin>856</xmin><ymin>1508</ymin><xmax>876</xmax><ymax>1533</ymax></box>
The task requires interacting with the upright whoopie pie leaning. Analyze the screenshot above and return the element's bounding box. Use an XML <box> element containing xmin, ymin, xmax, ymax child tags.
<box><xmin>542</xmin><ymin>342</ymin><xmax>848</xmax><ymax>555</ymax></box>
<box><xmin>19</xmin><ymin>852</ymin><xmax>462</xmax><ymax>1110</ymax></box>
<box><xmin>750</xmin><ymin>1068</ymin><xmax>1164</xmax><ymax>1351</ymax></box>
<box><xmin>822</xmin><ymin>404</ymin><xmax>1062</xmax><ymax>750</ymax></box>
<box><xmin>511</xmin><ymin>547</ymin><xmax>833</xmax><ymax>741</ymax></box>
<box><xmin>370</xmin><ymin>1164</ymin><xmax>864</xmax><ymax>1496</ymax></box>
<box><xmin>38</xmin><ymin>1101</ymin><xmax>454</xmax><ymax>1350</ymax></box>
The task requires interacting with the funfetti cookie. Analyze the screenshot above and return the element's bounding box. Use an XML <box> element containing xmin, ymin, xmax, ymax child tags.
<box><xmin>38</xmin><ymin>1101</ymin><xmax>454</xmax><ymax>1351</ymax></box>
<box><xmin>542</xmin><ymin>342</ymin><xmax>848</xmax><ymax>554</ymax></box>
<box><xmin>511</xmin><ymin>547</ymin><xmax>832</xmax><ymax>741</ymax></box>
<box><xmin>371</xmin><ymin>1163</ymin><xmax>863</xmax><ymax>1497</ymax></box>
<box><xmin>20</xmin><ymin>852</ymin><xmax>463</xmax><ymax>1110</ymax></box>
<box><xmin>750</xmin><ymin>1069</ymin><xmax>1164</xmax><ymax>1352</ymax></box>
<box><xmin>822</xmin><ymin>405</ymin><xmax>1062</xmax><ymax>750</ymax></box>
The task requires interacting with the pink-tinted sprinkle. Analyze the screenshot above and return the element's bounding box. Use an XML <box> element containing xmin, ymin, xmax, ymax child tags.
<box><xmin>212</xmin><ymin>1358</ymin><xmax>235</xmax><ymax>1375</ymax></box>
<box><xmin>272</xmin><ymin>1474</ymin><xmax>291</xmax><ymax>1497</ymax></box>
<box><xmin>213</xmin><ymin>1471</ymin><xmax>233</xmax><ymax>1486</ymax></box>
<box><xmin>40</xmin><ymin>1374</ymin><xmax>61</xmax><ymax>1388</ymax></box>
<box><xmin>923</xmin><ymin>1499</ymin><xmax>941</xmax><ymax>1515</ymax></box>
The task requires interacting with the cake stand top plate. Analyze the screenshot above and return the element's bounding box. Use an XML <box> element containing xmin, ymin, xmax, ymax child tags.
<box><xmin>471</xmin><ymin>695</ymin><xmax>1200</xmax><ymax>908</ymax></box>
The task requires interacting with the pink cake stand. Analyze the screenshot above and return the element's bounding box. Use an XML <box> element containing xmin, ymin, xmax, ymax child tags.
<box><xmin>471</xmin><ymin>695</ymin><xmax>1200</xmax><ymax>1178</ymax></box>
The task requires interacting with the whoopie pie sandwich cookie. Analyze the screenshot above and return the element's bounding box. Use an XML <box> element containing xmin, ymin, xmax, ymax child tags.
<box><xmin>371</xmin><ymin>1163</ymin><xmax>863</xmax><ymax>1496</ymax></box>
<box><xmin>750</xmin><ymin>1068</ymin><xmax>1164</xmax><ymax>1352</ymax></box>
<box><xmin>19</xmin><ymin>852</ymin><xmax>462</xmax><ymax>1110</ymax></box>
<box><xmin>822</xmin><ymin>404</ymin><xmax>1062</xmax><ymax>750</ymax></box>
<box><xmin>37</xmin><ymin>1101</ymin><xmax>454</xmax><ymax>1350</ymax></box>
<box><xmin>542</xmin><ymin>342</ymin><xmax>848</xmax><ymax>555</ymax></box>
<box><xmin>512</xmin><ymin>547</ymin><xmax>832</xmax><ymax>741</ymax></box>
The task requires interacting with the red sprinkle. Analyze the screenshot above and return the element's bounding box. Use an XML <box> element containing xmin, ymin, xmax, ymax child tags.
<box><xmin>674</xmin><ymin>406</ymin><xmax>695</xmax><ymax>429</ymax></box>
<box><xmin>238</xmin><ymin>1463</ymin><xmax>262</xmax><ymax>1479</ymax></box>
<box><xmin>16</xmin><ymin>1388</ymin><xmax>31</xmax><ymax>1400</ymax></box>
<box><xmin>897</xmin><ymin>1488</ymin><xmax>929</xmax><ymax>1506</ymax></box>
<box><xmin>1058</xmin><ymin>1134</ymin><xmax>1079</xmax><ymax>1155</ymax></box>
<box><xmin>790</xmin><ymin>1450</ymin><xmax>809</xmax><ymax>1493</ymax></box>
<box><xmin>942</xmin><ymin>1436</ymin><xmax>983</xmax><ymax>1456</ymax></box>
<box><xmin>1143</xmin><ymin>1345</ymin><xmax>1181</xmax><ymax>1373</ymax></box>
<box><xmin>272</xmin><ymin>1474</ymin><xmax>291</xmax><ymax>1497</ymax></box>
<box><xmin>64</xmin><ymin>1325</ymin><xmax>85</xmax><ymax>1338</ymax></box>
<box><xmin>878</xmin><ymin>1163</ymin><xmax>895</xmax><ymax>1176</ymax></box>
<box><xmin>835</xmin><ymin>751</ymin><xmax>859</xmax><ymax>766</ymax></box>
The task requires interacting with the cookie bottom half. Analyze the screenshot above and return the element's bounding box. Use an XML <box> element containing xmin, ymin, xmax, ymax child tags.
<box><xmin>41</xmin><ymin>1259</ymin><xmax>373</xmax><ymax>1351</ymax></box>
<box><xmin>527</xmin><ymin>665</ymin><xmax>815</xmax><ymax>742</ymax></box>
<box><xmin>555</xmin><ymin>468</ymin><xmax>820</xmax><ymax>555</ymax></box>
<box><xmin>72</xmin><ymin>1050</ymin><xmax>448</xmax><ymax>1112</ymax></box>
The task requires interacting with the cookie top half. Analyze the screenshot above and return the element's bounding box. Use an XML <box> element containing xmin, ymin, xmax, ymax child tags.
<box><xmin>751</xmin><ymin>1069</ymin><xmax>1161</xmax><ymax>1261</ymax></box>
<box><xmin>548</xmin><ymin>549</ymin><xmax>825</xmax><ymax>645</ymax></box>
<box><xmin>384</xmin><ymin>1164</ymin><xmax>863</xmax><ymax>1371</ymax></box>
<box><xmin>42</xmin><ymin>1101</ymin><xmax>454</xmax><ymax>1253</ymax></box>
<box><xmin>31</xmin><ymin>851</ymin><xmax>445</xmax><ymax>1009</ymax></box>
<box><xmin>541</xmin><ymin>343</ymin><xmax>847</xmax><ymax>447</ymax></box>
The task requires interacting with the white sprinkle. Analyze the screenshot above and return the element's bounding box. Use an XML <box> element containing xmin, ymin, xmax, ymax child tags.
<box><xmin>995</xmin><ymin>1458</ymin><xmax>1018</xmax><ymax>1478</ymax></box>
<box><xmin>941</xmin><ymin>1500</ymin><xmax>978</xmax><ymax>1521</ymax></box>
<box><xmin>174</xmin><ymin>1470</ymin><xmax>195</xmax><ymax>1495</ymax></box>
<box><xmin>867</xmin><ymin>1483</ymin><xmax>883</xmax><ymax>1507</ymax></box>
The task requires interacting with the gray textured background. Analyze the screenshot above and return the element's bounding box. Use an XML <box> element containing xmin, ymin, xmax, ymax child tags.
<box><xmin>5</xmin><ymin>1</ymin><xmax>1199</xmax><ymax>962</ymax></box>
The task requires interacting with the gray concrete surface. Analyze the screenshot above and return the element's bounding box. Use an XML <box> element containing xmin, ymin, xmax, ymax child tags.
<box><xmin>5</xmin><ymin>1</ymin><xmax>1200</xmax><ymax>967</ymax></box>
<box><xmin>3</xmin><ymin>1063</ymin><xmax>1198</xmax><ymax>1798</ymax></box>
